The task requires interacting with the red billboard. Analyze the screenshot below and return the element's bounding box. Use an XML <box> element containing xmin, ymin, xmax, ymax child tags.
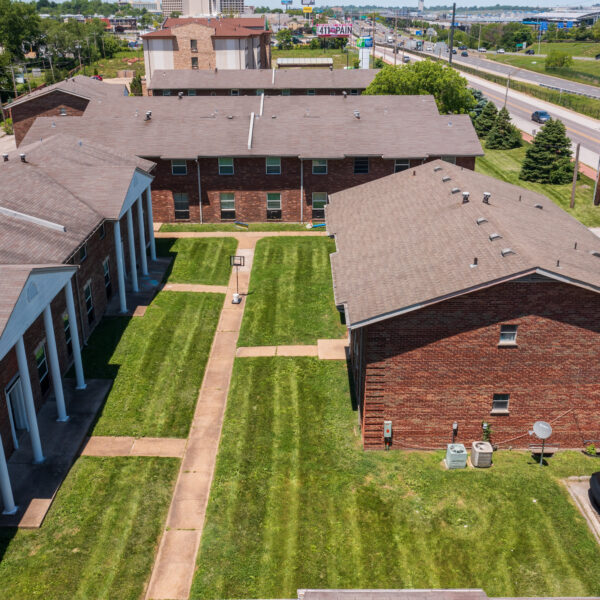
<box><xmin>316</xmin><ymin>24</ymin><xmax>352</xmax><ymax>37</ymax></box>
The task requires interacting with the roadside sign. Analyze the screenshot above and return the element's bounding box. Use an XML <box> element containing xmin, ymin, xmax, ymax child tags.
<box><xmin>357</xmin><ymin>36</ymin><xmax>373</xmax><ymax>48</ymax></box>
<box><xmin>302</xmin><ymin>6</ymin><xmax>312</xmax><ymax>13</ymax></box>
<box><xmin>281</xmin><ymin>0</ymin><xmax>292</xmax><ymax>4</ymax></box>
<box><xmin>316</xmin><ymin>24</ymin><xmax>352</xmax><ymax>37</ymax></box>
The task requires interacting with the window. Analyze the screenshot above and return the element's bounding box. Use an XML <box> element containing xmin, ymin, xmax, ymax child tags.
<box><xmin>442</xmin><ymin>155</ymin><xmax>456</xmax><ymax>165</ymax></box>
<box><xmin>99</xmin><ymin>222</ymin><xmax>106</xmax><ymax>239</ymax></box>
<box><xmin>312</xmin><ymin>159</ymin><xmax>327</xmax><ymax>175</ymax></box>
<box><xmin>210</xmin><ymin>91</ymin><xmax>216</xmax><ymax>96</ymax></box>
<box><xmin>218</xmin><ymin>157</ymin><xmax>234</xmax><ymax>175</ymax></box>
<box><xmin>35</xmin><ymin>344</ymin><xmax>49</xmax><ymax>395</ymax></box>
<box><xmin>256</xmin><ymin>89</ymin><xmax>264</xmax><ymax>95</ymax></box>
<box><xmin>63</xmin><ymin>313</ymin><xmax>72</xmax><ymax>357</ymax></box>
<box><xmin>266</xmin><ymin>192</ymin><xmax>281</xmax><ymax>220</ymax></box>
<box><xmin>59</xmin><ymin>107</ymin><xmax>67</xmax><ymax>116</ymax></box>
<box><xmin>84</xmin><ymin>281</ymin><xmax>95</xmax><ymax>325</ymax></box>
<box><xmin>220</xmin><ymin>193</ymin><xmax>235</xmax><ymax>220</ymax></box>
<box><xmin>174</xmin><ymin>193</ymin><xmax>190</xmax><ymax>220</ymax></box>
<box><xmin>491</xmin><ymin>394</ymin><xmax>510</xmax><ymax>414</ymax></box>
<box><xmin>191</xmin><ymin>57</ymin><xmax>198</xmax><ymax>69</ymax></box>
<box><xmin>350</xmin><ymin>89</ymin><xmax>359</xmax><ymax>95</ymax></box>
<box><xmin>230</xmin><ymin>89</ymin><xmax>239</xmax><ymax>96</ymax></box>
<box><xmin>499</xmin><ymin>324</ymin><xmax>518</xmax><ymax>345</ymax></box>
<box><xmin>171</xmin><ymin>159</ymin><xmax>187</xmax><ymax>176</ymax></box>
<box><xmin>103</xmin><ymin>256</ymin><xmax>112</xmax><ymax>299</ymax></box>
<box><xmin>354</xmin><ymin>157</ymin><xmax>369</xmax><ymax>174</ymax></box>
<box><xmin>79</xmin><ymin>244</ymin><xmax>87</xmax><ymax>263</ymax></box>
<box><xmin>312</xmin><ymin>192</ymin><xmax>327</xmax><ymax>220</ymax></box>
<box><xmin>188</xmin><ymin>89</ymin><xmax>197</xmax><ymax>96</ymax></box>
<box><xmin>266</xmin><ymin>157</ymin><xmax>281</xmax><ymax>175</ymax></box>
<box><xmin>281</xmin><ymin>89</ymin><xmax>290</xmax><ymax>96</ymax></box>
<box><xmin>163</xmin><ymin>89</ymin><xmax>172</xmax><ymax>96</ymax></box>
<box><xmin>394</xmin><ymin>159</ymin><xmax>410</xmax><ymax>173</ymax></box>
<box><xmin>307</xmin><ymin>89</ymin><xmax>315</xmax><ymax>95</ymax></box>
<box><xmin>330</xmin><ymin>91</ymin><xmax>336</xmax><ymax>96</ymax></box>
<box><xmin>190</xmin><ymin>38</ymin><xmax>197</xmax><ymax>51</ymax></box>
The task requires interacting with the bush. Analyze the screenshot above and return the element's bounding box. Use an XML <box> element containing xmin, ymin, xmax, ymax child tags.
<box><xmin>374</xmin><ymin>57</ymin><xmax>384</xmax><ymax>68</ymax></box>
<box><xmin>130</xmin><ymin>73</ymin><xmax>142</xmax><ymax>96</ymax></box>
<box><xmin>1</xmin><ymin>117</ymin><xmax>13</xmax><ymax>135</ymax></box>
<box><xmin>586</xmin><ymin>443</ymin><xmax>597</xmax><ymax>456</ymax></box>
<box><xmin>546</xmin><ymin>51</ymin><xmax>574</xmax><ymax>69</ymax></box>
<box><xmin>486</xmin><ymin>107</ymin><xmax>522</xmax><ymax>150</ymax></box>
<box><xmin>474</xmin><ymin>100</ymin><xmax>497</xmax><ymax>138</ymax></box>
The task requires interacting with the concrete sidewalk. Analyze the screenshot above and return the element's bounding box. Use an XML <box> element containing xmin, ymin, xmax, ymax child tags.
<box><xmin>236</xmin><ymin>338</ymin><xmax>348</xmax><ymax>360</ymax></box>
<box><xmin>163</xmin><ymin>282</ymin><xmax>228</xmax><ymax>294</ymax></box>
<box><xmin>81</xmin><ymin>436</ymin><xmax>186</xmax><ymax>458</ymax></box>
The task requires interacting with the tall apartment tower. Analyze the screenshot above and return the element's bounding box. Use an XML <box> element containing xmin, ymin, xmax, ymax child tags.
<box><xmin>418</xmin><ymin>0</ymin><xmax>424</xmax><ymax>12</ymax></box>
<box><xmin>163</xmin><ymin>0</ymin><xmax>183</xmax><ymax>15</ymax></box>
<box><xmin>219</xmin><ymin>0</ymin><xmax>244</xmax><ymax>15</ymax></box>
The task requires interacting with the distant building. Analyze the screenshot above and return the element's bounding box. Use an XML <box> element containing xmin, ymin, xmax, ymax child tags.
<box><xmin>162</xmin><ymin>0</ymin><xmax>183</xmax><ymax>17</ymax></box>
<box><xmin>219</xmin><ymin>0</ymin><xmax>244</xmax><ymax>16</ymax></box>
<box><xmin>529</xmin><ymin>9</ymin><xmax>600</xmax><ymax>25</ymax></box>
<box><xmin>131</xmin><ymin>0</ymin><xmax>162</xmax><ymax>12</ymax></box>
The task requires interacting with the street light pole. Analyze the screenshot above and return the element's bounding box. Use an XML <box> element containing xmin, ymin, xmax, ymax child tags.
<box><xmin>448</xmin><ymin>2</ymin><xmax>456</xmax><ymax>65</ymax></box>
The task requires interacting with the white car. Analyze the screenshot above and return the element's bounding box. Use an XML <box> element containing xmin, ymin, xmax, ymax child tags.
<box><xmin>478</xmin><ymin>47</ymin><xmax>487</xmax><ymax>52</ymax></box>
<box><xmin>426</xmin><ymin>45</ymin><xmax>433</xmax><ymax>51</ymax></box>
<box><xmin>497</xmin><ymin>48</ymin><xmax>505</xmax><ymax>54</ymax></box>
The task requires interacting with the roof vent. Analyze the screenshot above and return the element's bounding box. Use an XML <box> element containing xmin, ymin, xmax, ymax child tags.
<box><xmin>342</xmin><ymin>91</ymin><xmax>347</xmax><ymax>98</ymax></box>
<box><xmin>353</xmin><ymin>110</ymin><xmax>360</xmax><ymax>119</ymax></box>
<box><xmin>227</xmin><ymin>115</ymin><xmax>233</xmax><ymax>119</ymax></box>
<box><xmin>470</xmin><ymin>257</ymin><xmax>478</xmax><ymax>268</ymax></box>
<box><xmin>483</xmin><ymin>192</ymin><xmax>491</xmax><ymax>204</ymax></box>
<box><xmin>2</xmin><ymin>153</ymin><xmax>8</xmax><ymax>162</ymax></box>
<box><xmin>534</xmin><ymin>203</ymin><xmax>543</xmax><ymax>209</ymax></box>
<box><xmin>590</xmin><ymin>250</ymin><xmax>600</xmax><ymax>258</ymax></box>
<box><xmin>433</xmin><ymin>165</ymin><xmax>442</xmax><ymax>172</ymax></box>
<box><xmin>271</xmin><ymin>115</ymin><xmax>276</xmax><ymax>119</ymax></box>
<box><xmin>489</xmin><ymin>233</ymin><xmax>502</xmax><ymax>241</ymax></box>
<box><xmin>145</xmin><ymin>110</ymin><xmax>152</xmax><ymax>121</ymax></box>
<box><xmin>178</xmin><ymin>91</ymin><xmax>183</xmax><ymax>99</ymax></box>
<box><xmin>451</xmin><ymin>187</ymin><xmax>460</xmax><ymax>194</ymax></box>
<box><xmin>329</xmin><ymin>64</ymin><xmax>333</xmax><ymax>71</ymax></box>
<box><xmin>19</xmin><ymin>153</ymin><xmax>26</xmax><ymax>163</ymax></box>
<box><xmin>462</xmin><ymin>191</ymin><xmax>470</xmax><ymax>203</ymax></box>
<box><xmin>501</xmin><ymin>248</ymin><xmax>515</xmax><ymax>257</ymax></box>
<box><xmin>476</xmin><ymin>217</ymin><xmax>487</xmax><ymax>225</ymax></box>
<box><xmin>442</xmin><ymin>175</ymin><xmax>451</xmax><ymax>182</ymax></box>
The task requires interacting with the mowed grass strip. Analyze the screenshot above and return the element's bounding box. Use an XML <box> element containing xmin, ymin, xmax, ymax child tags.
<box><xmin>192</xmin><ymin>357</ymin><xmax>600</xmax><ymax>600</ymax></box>
<box><xmin>0</xmin><ymin>456</ymin><xmax>178</xmax><ymax>600</ymax></box>
<box><xmin>82</xmin><ymin>291</ymin><xmax>223</xmax><ymax>437</ymax></box>
<box><xmin>156</xmin><ymin>237</ymin><xmax>237</xmax><ymax>285</ymax></box>
<box><xmin>238</xmin><ymin>237</ymin><xmax>345</xmax><ymax>346</ymax></box>
<box><xmin>476</xmin><ymin>145</ymin><xmax>600</xmax><ymax>227</ymax></box>
<box><xmin>160</xmin><ymin>223</ymin><xmax>308</xmax><ymax>232</ymax></box>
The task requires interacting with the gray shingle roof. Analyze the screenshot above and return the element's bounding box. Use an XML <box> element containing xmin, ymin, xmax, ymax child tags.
<box><xmin>148</xmin><ymin>68</ymin><xmax>380</xmax><ymax>90</ymax></box>
<box><xmin>23</xmin><ymin>95</ymin><xmax>483</xmax><ymax>160</ymax></box>
<box><xmin>327</xmin><ymin>159</ymin><xmax>600</xmax><ymax>328</ymax></box>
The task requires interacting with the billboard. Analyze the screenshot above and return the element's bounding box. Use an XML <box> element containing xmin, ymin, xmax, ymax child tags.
<box><xmin>356</xmin><ymin>36</ymin><xmax>373</xmax><ymax>48</ymax></box>
<box><xmin>302</xmin><ymin>5</ymin><xmax>312</xmax><ymax>13</ymax></box>
<box><xmin>300</xmin><ymin>0</ymin><xmax>314</xmax><ymax>4</ymax></box>
<box><xmin>281</xmin><ymin>0</ymin><xmax>292</xmax><ymax>4</ymax></box>
<box><xmin>316</xmin><ymin>24</ymin><xmax>352</xmax><ymax>37</ymax></box>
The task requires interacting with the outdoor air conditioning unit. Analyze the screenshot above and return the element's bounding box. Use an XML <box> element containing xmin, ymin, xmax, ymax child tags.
<box><xmin>445</xmin><ymin>443</ymin><xmax>467</xmax><ymax>469</ymax></box>
<box><xmin>471</xmin><ymin>441</ymin><xmax>493</xmax><ymax>468</ymax></box>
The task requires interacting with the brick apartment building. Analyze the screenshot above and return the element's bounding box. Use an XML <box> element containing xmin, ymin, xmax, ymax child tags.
<box><xmin>23</xmin><ymin>95</ymin><xmax>483</xmax><ymax>224</ymax></box>
<box><xmin>147</xmin><ymin>68</ymin><xmax>379</xmax><ymax>96</ymax></box>
<box><xmin>327</xmin><ymin>160</ymin><xmax>600</xmax><ymax>450</ymax></box>
<box><xmin>0</xmin><ymin>135</ymin><xmax>157</xmax><ymax>514</ymax></box>
<box><xmin>142</xmin><ymin>17</ymin><xmax>271</xmax><ymax>80</ymax></box>
<box><xmin>4</xmin><ymin>75</ymin><xmax>128</xmax><ymax>146</ymax></box>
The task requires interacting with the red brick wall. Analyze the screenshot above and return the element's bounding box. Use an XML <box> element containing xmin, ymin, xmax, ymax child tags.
<box><xmin>9</xmin><ymin>91</ymin><xmax>89</xmax><ymax>147</ymax></box>
<box><xmin>359</xmin><ymin>281</ymin><xmax>600</xmax><ymax>451</ymax></box>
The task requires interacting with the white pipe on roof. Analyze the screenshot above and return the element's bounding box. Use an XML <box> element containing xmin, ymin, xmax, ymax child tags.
<box><xmin>272</xmin><ymin>68</ymin><xmax>275</xmax><ymax>84</ymax></box>
<box><xmin>259</xmin><ymin>92</ymin><xmax>264</xmax><ymax>117</ymax></box>
<box><xmin>247</xmin><ymin>111</ymin><xmax>255</xmax><ymax>150</ymax></box>
<box><xmin>0</xmin><ymin>206</ymin><xmax>66</xmax><ymax>232</ymax></box>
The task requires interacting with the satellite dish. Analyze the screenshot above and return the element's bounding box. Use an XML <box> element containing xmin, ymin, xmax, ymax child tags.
<box><xmin>533</xmin><ymin>421</ymin><xmax>552</xmax><ymax>440</ymax></box>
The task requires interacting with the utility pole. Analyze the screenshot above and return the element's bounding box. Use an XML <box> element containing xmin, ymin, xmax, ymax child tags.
<box><xmin>394</xmin><ymin>12</ymin><xmax>398</xmax><ymax>66</ymax></box>
<box><xmin>9</xmin><ymin>65</ymin><xmax>17</xmax><ymax>98</ymax></box>
<box><xmin>570</xmin><ymin>143</ymin><xmax>580</xmax><ymax>209</ymax></box>
<box><xmin>48</xmin><ymin>54</ymin><xmax>56</xmax><ymax>83</ymax></box>
<box><xmin>371</xmin><ymin>13</ymin><xmax>375</xmax><ymax>67</ymax></box>
<box><xmin>448</xmin><ymin>2</ymin><xmax>456</xmax><ymax>65</ymax></box>
<box><xmin>504</xmin><ymin>73</ymin><xmax>510</xmax><ymax>107</ymax></box>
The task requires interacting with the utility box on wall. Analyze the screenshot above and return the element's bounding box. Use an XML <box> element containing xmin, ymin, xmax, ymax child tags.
<box><xmin>383</xmin><ymin>421</ymin><xmax>392</xmax><ymax>439</ymax></box>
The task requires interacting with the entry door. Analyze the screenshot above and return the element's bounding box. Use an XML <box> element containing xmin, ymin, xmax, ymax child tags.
<box><xmin>5</xmin><ymin>377</ymin><xmax>28</xmax><ymax>449</ymax></box>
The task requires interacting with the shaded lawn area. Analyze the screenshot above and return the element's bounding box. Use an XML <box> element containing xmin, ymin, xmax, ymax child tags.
<box><xmin>191</xmin><ymin>357</ymin><xmax>600</xmax><ymax>600</ymax></box>
<box><xmin>0</xmin><ymin>456</ymin><xmax>178</xmax><ymax>600</ymax></box>
<box><xmin>156</xmin><ymin>237</ymin><xmax>237</xmax><ymax>285</ymax></box>
<box><xmin>476</xmin><ymin>145</ymin><xmax>600</xmax><ymax>227</ymax></box>
<box><xmin>82</xmin><ymin>291</ymin><xmax>223</xmax><ymax>437</ymax></box>
<box><xmin>272</xmin><ymin>48</ymin><xmax>358</xmax><ymax>69</ymax></box>
<box><xmin>238</xmin><ymin>237</ymin><xmax>345</xmax><ymax>346</ymax></box>
<box><xmin>85</xmin><ymin>50</ymin><xmax>145</xmax><ymax>78</ymax></box>
<box><xmin>160</xmin><ymin>223</ymin><xmax>309</xmax><ymax>232</ymax></box>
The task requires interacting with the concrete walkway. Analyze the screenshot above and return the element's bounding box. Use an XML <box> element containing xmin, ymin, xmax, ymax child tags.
<box><xmin>81</xmin><ymin>436</ymin><xmax>186</xmax><ymax>458</ymax></box>
<box><xmin>163</xmin><ymin>282</ymin><xmax>228</xmax><ymax>294</ymax></box>
<box><xmin>145</xmin><ymin>235</ymin><xmax>255</xmax><ymax>600</ymax></box>
<box><xmin>237</xmin><ymin>338</ymin><xmax>348</xmax><ymax>360</ymax></box>
<box><xmin>563</xmin><ymin>477</ymin><xmax>600</xmax><ymax>544</ymax></box>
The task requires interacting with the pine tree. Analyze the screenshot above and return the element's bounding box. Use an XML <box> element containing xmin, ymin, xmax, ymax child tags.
<box><xmin>486</xmin><ymin>107</ymin><xmax>522</xmax><ymax>150</ymax></box>
<box><xmin>473</xmin><ymin>100</ymin><xmax>498</xmax><ymax>138</ymax></box>
<box><xmin>519</xmin><ymin>118</ymin><xmax>573</xmax><ymax>184</ymax></box>
<box><xmin>130</xmin><ymin>73</ymin><xmax>143</xmax><ymax>96</ymax></box>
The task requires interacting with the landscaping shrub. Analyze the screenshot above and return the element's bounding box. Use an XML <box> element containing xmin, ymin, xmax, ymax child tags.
<box><xmin>474</xmin><ymin>100</ymin><xmax>497</xmax><ymax>138</ymax></box>
<box><xmin>1</xmin><ymin>117</ymin><xmax>13</xmax><ymax>135</ymax></box>
<box><xmin>486</xmin><ymin>107</ymin><xmax>522</xmax><ymax>149</ymax></box>
<box><xmin>545</xmin><ymin>51</ymin><xmax>574</xmax><ymax>69</ymax></box>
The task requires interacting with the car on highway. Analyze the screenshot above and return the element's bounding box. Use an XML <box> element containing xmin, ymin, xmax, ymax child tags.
<box><xmin>531</xmin><ymin>110</ymin><xmax>551</xmax><ymax>123</ymax></box>
<box><xmin>496</xmin><ymin>48</ymin><xmax>505</xmax><ymax>54</ymax></box>
<box><xmin>403</xmin><ymin>55</ymin><xmax>410</xmax><ymax>63</ymax></box>
<box><xmin>458</xmin><ymin>45</ymin><xmax>467</xmax><ymax>50</ymax></box>
<box><xmin>461</xmin><ymin>50</ymin><xmax>468</xmax><ymax>57</ymax></box>
<box><xmin>525</xmin><ymin>48</ymin><xmax>535</xmax><ymax>55</ymax></box>
<box><xmin>426</xmin><ymin>45</ymin><xmax>433</xmax><ymax>51</ymax></box>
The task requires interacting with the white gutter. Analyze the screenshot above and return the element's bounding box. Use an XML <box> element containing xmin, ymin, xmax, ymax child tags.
<box><xmin>247</xmin><ymin>112</ymin><xmax>255</xmax><ymax>150</ymax></box>
<box><xmin>259</xmin><ymin>92</ymin><xmax>264</xmax><ymax>116</ymax></box>
<box><xmin>0</xmin><ymin>206</ymin><xmax>66</xmax><ymax>232</ymax></box>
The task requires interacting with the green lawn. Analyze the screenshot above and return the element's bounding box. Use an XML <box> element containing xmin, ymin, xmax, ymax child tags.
<box><xmin>191</xmin><ymin>356</ymin><xmax>600</xmax><ymax>600</ymax></box>
<box><xmin>156</xmin><ymin>237</ymin><xmax>237</xmax><ymax>285</ymax></box>
<box><xmin>84</xmin><ymin>50</ymin><xmax>145</xmax><ymax>79</ymax></box>
<box><xmin>160</xmin><ymin>223</ymin><xmax>310</xmax><ymax>233</ymax></box>
<box><xmin>82</xmin><ymin>291</ymin><xmax>223</xmax><ymax>437</ymax></box>
<box><xmin>0</xmin><ymin>456</ymin><xmax>178</xmax><ymax>600</ymax></box>
<box><xmin>536</xmin><ymin>42</ymin><xmax>600</xmax><ymax>57</ymax></box>
<box><xmin>272</xmin><ymin>47</ymin><xmax>359</xmax><ymax>69</ymax></box>
<box><xmin>238</xmin><ymin>237</ymin><xmax>345</xmax><ymax>346</ymax></box>
<box><xmin>476</xmin><ymin>145</ymin><xmax>600</xmax><ymax>227</ymax></box>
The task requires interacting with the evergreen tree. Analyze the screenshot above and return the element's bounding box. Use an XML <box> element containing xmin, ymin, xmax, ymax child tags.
<box><xmin>130</xmin><ymin>73</ymin><xmax>143</xmax><ymax>96</ymax></box>
<box><xmin>519</xmin><ymin>118</ymin><xmax>573</xmax><ymax>184</ymax></box>
<box><xmin>486</xmin><ymin>107</ymin><xmax>522</xmax><ymax>150</ymax></box>
<box><xmin>474</xmin><ymin>100</ymin><xmax>497</xmax><ymax>138</ymax></box>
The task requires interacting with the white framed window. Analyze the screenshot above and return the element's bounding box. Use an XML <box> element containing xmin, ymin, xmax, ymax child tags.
<box><xmin>63</xmin><ymin>312</ymin><xmax>72</xmax><ymax>356</ymax></box>
<box><xmin>163</xmin><ymin>89</ymin><xmax>172</xmax><ymax>96</ymax></box>
<box><xmin>266</xmin><ymin>192</ymin><xmax>281</xmax><ymax>220</ymax></box>
<box><xmin>35</xmin><ymin>343</ymin><xmax>49</xmax><ymax>395</ymax></box>
<box><xmin>330</xmin><ymin>91</ymin><xmax>336</xmax><ymax>96</ymax></box>
<box><xmin>59</xmin><ymin>107</ymin><xmax>67</xmax><ymax>116</ymax></box>
<box><xmin>83</xmin><ymin>281</ymin><xmax>95</xmax><ymax>325</ymax></box>
<box><xmin>220</xmin><ymin>193</ymin><xmax>235</xmax><ymax>220</ymax></box>
<box><xmin>354</xmin><ymin>157</ymin><xmax>369</xmax><ymax>174</ymax></box>
<box><xmin>188</xmin><ymin>89</ymin><xmax>197</xmax><ymax>96</ymax></box>
<box><xmin>218</xmin><ymin>157</ymin><xmax>234</xmax><ymax>175</ymax></box>
<box><xmin>281</xmin><ymin>89</ymin><xmax>290</xmax><ymax>96</ymax></box>
<box><xmin>312</xmin><ymin>159</ymin><xmax>327</xmax><ymax>175</ymax></box>
<box><xmin>171</xmin><ymin>159</ymin><xmax>187</xmax><ymax>176</ymax></box>
<box><xmin>191</xmin><ymin>57</ymin><xmax>198</xmax><ymax>69</ymax></box>
<box><xmin>312</xmin><ymin>192</ymin><xmax>327</xmax><ymax>219</ymax></box>
<box><xmin>79</xmin><ymin>244</ymin><xmax>87</xmax><ymax>263</ymax></box>
<box><xmin>394</xmin><ymin>159</ymin><xmax>410</xmax><ymax>173</ymax></box>
<box><xmin>230</xmin><ymin>89</ymin><xmax>239</xmax><ymax>96</ymax></box>
<box><xmin>103</xmin><ymin>256</ymin><xmax>112</xmax><ymax>299</ymax></box>
<box><xmin>350</xmin><ymin>89</ymin><xmax>359</xmax><ymax>95</ymax></box>
<box><xmin>307</xmin><ymin>89</ymin><xmax>316</xmax><ymax>95</ymax></box>
<box><xmin>266</xmin><ymin>157</ymin><xmax>281</xmax><ymax>175</ymax></box>
<box><xmin>442</xmin><ymin>155</ymin><xmax>456</xmax><ymax>165</ymax></box>
<box><xmin>190</xmin><ymin>38</ymin><xmax>197</xmax><ymax>51</ymax></box>
<box><xmin>491</xmin><ymin>394</ymin><xmax>509</xmax><ymax>414</ymax></box>
<box><xmin>174</xmin><ymin>193</ymin><xmax>190</xmax><ymax>220</ymax></box>
<box><xmin>499</xmin><ymin>324</ymin><xmax>518</xmax><ymax>345</ymax></box>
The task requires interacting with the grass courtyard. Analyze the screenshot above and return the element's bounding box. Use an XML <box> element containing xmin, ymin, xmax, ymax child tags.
<box><xmin>81</xmin><ymin>291</ymin><xmax>223</xmax><ymax>438</ymax></box>
<box><xmin>156</xmin><ymin>237</ymin><xmax>237</xmax><ymax>285</ymax></box>
<box><xmin>271</xmin><ymin>47</ymin><xmax>359</xmax><ymax>69</ymax></box>
<box><xmin>476</xmin><ymin>145</ymin><xmax>600</xmax><ymax>227</ymax></box>
<box><xmin>237</xmin><ymin>237</ymin><xmax>346</xmax><ymax>346</ymax></box>
<box><xmin>192</xmin><ymin>356</ymin><xmax>600</xmax><ymax>600</ymax></box>
<box><xmin>0</xmin><ymin>456</ymin><xmax>178</xmax><ymax>599</ymax></box>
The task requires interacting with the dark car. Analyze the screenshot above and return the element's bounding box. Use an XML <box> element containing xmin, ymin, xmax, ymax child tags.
<box><xmin>532</xmin><ymin>110</ymin><xmax>551</xmax><ymax>123</ymax></box>
<box><xmin>451</xmin><ymin>48</ymin><xmax>457</xmax><ymax>54</ymax></box>
<box><xmin>461</xmin><ymin>51</ymin><xmax>468</xmax><ymax>57</ymax></box>
<box><xmin>591</xmin><ymin>471</ymin><xmax>600</xmax><ymax>507</ymax></box>
<box><xmin>525</xmin><ymin>48</ymin><xmax>535</xmax><ymax>55</ymax></box>
<box><xmin>458</xmin><ymin>45</ymin><xmax>467</xmax><ymax>50</ymax></box>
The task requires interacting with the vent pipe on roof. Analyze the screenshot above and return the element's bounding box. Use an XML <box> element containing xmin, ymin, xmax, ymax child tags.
<box><xmin>342</xmin><ymin>91</ymin><xmax>347</xmax><ymax>99</ymax></box>
<box><xmin>2</xmin><ymin>153</ymin><xmax>7</xmax><ymax>162</ymax></box>
<box><xmin>574</xmin><ymin>242</ymin><xmax>578</xmax><ymax>250</ymax></box>
<box><xmin>462</xmin><ymin>191</ymin><xmax>470</xmax><ymax>203</ymax></box>
<box><xmin>483</xmin><ymin>192</ymin><xmax>491</xmax><ymax>204</ymax></box>
<box><xmin>19</xmin><ymin>153</ymin><xmax>26</xmax><ymax>163</ymax></box>
<box><xmin>145</xmin><ymin>110</ymin><xmax>152</xmax><ymax>121</ymax></box>
<box><xmin>178</xmin><ymin>91</ymin><xmax>183</xmax><ymax>99</ymax></box>
<box><xmin>556</xmin><ymin>259</ymin><xmax>560</xmax><ymax>267</ymax></box>
<box><xmin>470</xmin><ymin>257</ymin><xmax>478</xmax><ymax>268</ymax></box>
<box><xmin>354</xmin><ymin>110</ymin><xmax>360</xmax><ymax>119</ymax></box>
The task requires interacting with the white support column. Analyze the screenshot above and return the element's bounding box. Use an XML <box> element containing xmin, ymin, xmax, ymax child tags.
<box><xmin>64</xmin><ymin>280</ymin><xmax>86</xmax><ymax>390</ymax></box>
<box><xmin>43</xmin><ymin>304</ymin><xmax>68</xmax><ymax>422</ymax></box>
<box><xmin>114</xmin><ymin>220</ymin><xmax>128</xmax><ymax>314</ymax></box>
<box><xmin>145</xmin><ymin>186</ymin><xmax>157</xmax><ymax>261</ymax></box>
<box><xmin>0</xmin><ymin>433</ymin><xmax>17</xmax><ymax>515</ymax></box>
<box><xmin>136</xmin><ymin>196</ymin><xmax>149</xmax><ymax>277</ymax></box>
<box><xmin>15</xmin><ymin>336</ymin><xmax>44</xmax><ymax>464</ymax></box>
<box><xmin>126</xmin><ymin>207</ymin><xmax>139</xmax><ymax>293</ymax></box>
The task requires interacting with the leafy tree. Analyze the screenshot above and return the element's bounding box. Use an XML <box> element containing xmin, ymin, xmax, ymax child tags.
<box><xmin>373</xmin><ymin>57</ymin><xmax>384</xmax><ymax>68</ymax></box>
<box><xmin>0</xmin><ymin>0</ymin><xmax>41</xmax><ymax>58</ymax></box>
<box><xmin>485</xmin><ymin>107</ymin><xmax>522</xmax><ymax>149</ymax></box>
<box><xmin>473</xmin><ymin>99</ymin><xmax>497</xmax><ymax>137</ymax></box>
<box><xmin>499</xmin><ymin>22</ymin><xmax>533</xmax><ymax>50</ymax></box>
<box><xmin>275</xmin><ymin>28</ymin><xmax>293</xmax><ymax>50</ymax></box>
<box><xmin>364</xmin><ymin>61</ymin><xmax>475</xmax><ymax>114</ymax></box>
<box><xmin>545</xmin><ymin>51</ymin><xmax>574</xmax><ymax>70</ymax></box>
<box><xmin>130</xmin><ymin>73</ymin><xmax>143</xmax><ymax>96</ymax></box>
<box><xmin>519</xmin><ymin>119</ymin><xmax>573</xmax><ymax>184</ymax></box>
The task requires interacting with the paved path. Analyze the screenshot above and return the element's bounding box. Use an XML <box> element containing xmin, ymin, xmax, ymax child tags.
<box><xmin>163</xmin><ymin>282</ymin><xmax>228</xmax><ymax>294</ymax></box>
<box><xmin>81</xmin><ymin>436</ymin><xmax>186</xmax><ymax>458</ymax></box>
<box><xmin>145</xmin><ymin>235</ymin><xmax>255</xmax><ymax>600</ymax></box>
<box><xmin>237</xmin><ymin>338</ymin><xmax>348</xmax><ymax>360</ymax></box>
<box><xmin>563</xmin><ymin>477</ymin><xmax>600</xmax><ymax>544</ymax></box>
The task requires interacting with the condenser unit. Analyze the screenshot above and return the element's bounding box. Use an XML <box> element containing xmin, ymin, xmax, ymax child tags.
<box><xmin>445</xmin><ymin>443</ymin><xmax>467</xmax><ymax>469</ymax></box>
<box><xmin>471</xmin><ymin>441</ymin><xmax>493</xmax><ymax>468</ymax></box>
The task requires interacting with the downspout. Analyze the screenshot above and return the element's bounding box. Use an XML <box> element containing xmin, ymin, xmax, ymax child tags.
<box><xmin>73</xmin><ymin>269</ymin><xmax>87</xmax><ymax>345</ymax></box>
<box><xmin>196</xmin><ymin>159</ymin><xmax>203</xmax><ymax>224</ymax></box>
<box><xmin>300</xmin><ymin>158</ymin><xmax>304</xmax><ymax>224</ymax></box>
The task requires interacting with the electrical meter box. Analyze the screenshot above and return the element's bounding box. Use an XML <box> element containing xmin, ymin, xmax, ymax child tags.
<box><xmin>383</xmin><ymin>421</ymin><xmax>392</xmax><ymax>439</ymax></box>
